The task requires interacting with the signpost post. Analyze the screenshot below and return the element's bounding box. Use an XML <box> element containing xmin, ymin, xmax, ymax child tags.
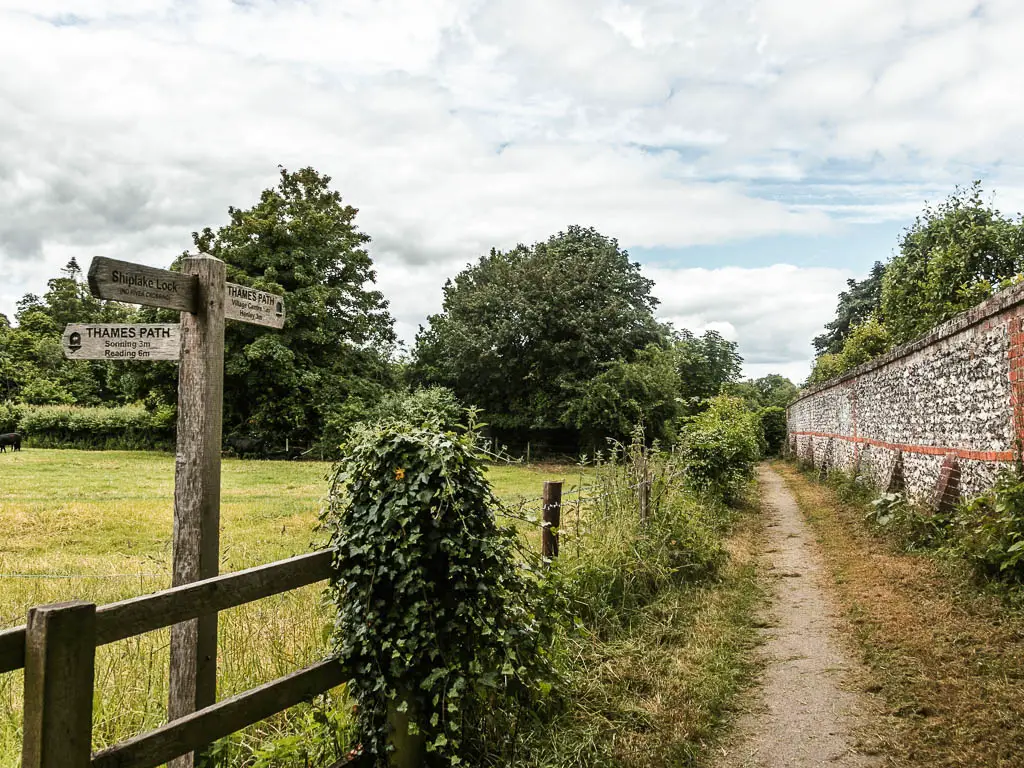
<box><xmin>66</xmin><ymin>254</ymin><xmax>285</xmax><ymax>768</ymax></box>
<box><xmin>167</xmin><ymin>256</ymin><xmax>225</xmax><ymax>768</ymax></box>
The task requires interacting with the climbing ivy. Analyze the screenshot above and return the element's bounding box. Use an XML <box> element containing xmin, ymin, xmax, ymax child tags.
<box><xmin>322</xmin><ymin>422</ymin><xmax>555</xmax><ymax>766</ymax></box>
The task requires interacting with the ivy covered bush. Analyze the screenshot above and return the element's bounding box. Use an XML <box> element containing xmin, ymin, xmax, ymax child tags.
<box><xmin>322</xmin><ymin>422</ymin><xmax>555</xmax><ymax>766</ymax></box>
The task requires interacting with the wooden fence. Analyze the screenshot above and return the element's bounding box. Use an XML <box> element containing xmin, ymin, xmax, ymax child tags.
<box><xmin>0</xmin><ymin>549</ymin><xmax>342</xmax><ymax>768</ymax></box>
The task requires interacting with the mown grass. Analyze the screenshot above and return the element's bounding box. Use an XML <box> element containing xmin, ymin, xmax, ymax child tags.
<box><xmin>0</xmin><ymin>450</ymin><xmax>585</xmax><ymax>765</ymax></box>
<box><xmin>778</xmin><ymin>460</ymin><xmax>1024</xmax><ymax>768</ymax></box>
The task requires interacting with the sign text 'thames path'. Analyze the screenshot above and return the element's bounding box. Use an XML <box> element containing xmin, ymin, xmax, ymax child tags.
<box><xmin>224</xmin><ymin>283</ymin><xmax>286</xmax><ymax>329</ymax></box>
<box><xmin>88</xmin><ymin>257</ymin><xmax>197</xmax><ymax>312</ymax></box>
<box><xmin>62</xmin><ymin>324</ymin><xmax>181</xmax><ymax>361</ymax></box>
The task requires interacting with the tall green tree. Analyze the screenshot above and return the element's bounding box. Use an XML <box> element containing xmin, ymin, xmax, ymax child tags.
<box><xmin>674</xmin><ymin>329</ymin><xmax>742</xmax><ymax>411</ymax></box>
<box><xmin>564</xmin><ymin>343</ymin><xmax>682</xmax><ymax>446</ymax></box>
<box><xmin>813</xmin><ymin>261</ymin><xmax>886</xmax><ymax>356</ymax></box>
<box><xmin>881</xmin><ymin>182</ymin><xmax>1024</xmax><ymax>344</ymax></box>
<box><xmin>190</xmin><ymin>166</ymin><xmax>397</xmax><ymax>447</ymax></box>
<box><xmin>412</xmin><ymin>226</ymin><xmax>667</xmax><ymax>441</ymax></box>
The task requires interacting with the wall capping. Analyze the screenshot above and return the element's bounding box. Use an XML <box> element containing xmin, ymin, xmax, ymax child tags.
<box><xmin>790</xmin><ymin>279</ymin><xmax>1024</xmax><ymax>407</ymax></box>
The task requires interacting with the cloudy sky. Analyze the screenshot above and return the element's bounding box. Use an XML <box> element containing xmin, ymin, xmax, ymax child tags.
<box><xmin>3</xmin><ymin>0</ymin><xmax>1024</xmax><ymax>382</ymax></box>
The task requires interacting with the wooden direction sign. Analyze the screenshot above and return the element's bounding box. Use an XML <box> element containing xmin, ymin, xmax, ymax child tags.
<box><xmin>62</xmin><ymin>324</ymin><xmax>181</xmax><ymax>361</ymax></box>
<box><xmin>224</xmin><ymin>283</ymin><xmax>286</xmax><ymax>328</ymax></box>
<box><xmin>88</xmin><ymin>257</ymin><xmax>197</xmax><ymax>312</ymax></box>
<box><xmin>87</xmin><ymin>256</ymin><xmax>285</xmax><ymax>329</ymax></box>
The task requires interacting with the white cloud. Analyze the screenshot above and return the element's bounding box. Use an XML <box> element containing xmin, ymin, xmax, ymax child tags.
<box><xmin>647</xmin><ymin>263</ymin><xmax>853</xmax><ymax>382</ymax></box>
<box><xmin>1</xmin><ymin>0</ymin><xmax>1023</xmax><ymax>379</ymax></box>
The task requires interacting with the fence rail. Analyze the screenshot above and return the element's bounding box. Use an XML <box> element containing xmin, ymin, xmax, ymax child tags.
<box><xmin>91</xmin><ymin>659</ymin><xmax>345</xmax><ymax>768</ymax></box>
<box><xmin>9</xmin><ymin>548</ymin><xmax>339</xmax><ymax>768</ymax></box>
<box><xmin>0</xmin><ymin>549</ymin><xmax>334</xmax><ymax>676</ymax></box>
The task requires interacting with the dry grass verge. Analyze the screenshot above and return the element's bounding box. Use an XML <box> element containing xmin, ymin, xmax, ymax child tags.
<box><xmin>776</xmin><ymin>461</ymin><xmax>1024</xmax><ymax>768</ymax></box>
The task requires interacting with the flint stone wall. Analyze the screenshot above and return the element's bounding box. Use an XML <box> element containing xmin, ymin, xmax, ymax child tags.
<box><xmin>788</xmin><ymin>281</ymin><xmax>1024</xmax><ymax>503</ymax></box>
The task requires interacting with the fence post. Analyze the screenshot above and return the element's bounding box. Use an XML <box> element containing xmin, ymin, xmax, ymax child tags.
<box><xmin>542</xmin><ymin>481</ymin><xmax>562</xmax><ymax>558</ymax></box>
<box><xmin>639</xmin><ymin>477</ymin><xmax>651</xmax><ymax>523</ymax></box>
<box><xmin>22</xmin><ymin>601</ymin><xmax>96</xmax><ymax>768</ymax></box>
<box><xmin>170</xmin><ymin>255</ymin><xmax>226</xmax><ymax>768</ymax></box>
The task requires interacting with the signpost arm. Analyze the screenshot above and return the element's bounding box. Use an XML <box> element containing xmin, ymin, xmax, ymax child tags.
<box><xmin>169</xmin><ymin>255</ymin><xmax>226</xmax><ymax>767</ymax></box>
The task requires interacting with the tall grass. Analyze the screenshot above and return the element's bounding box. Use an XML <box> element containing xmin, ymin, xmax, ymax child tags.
<box><xmin>0</xmin><ymin>450</ymin><xmax>348</xmax><ymax>765</ymax></box>
<box><xmin>506</xmin><ymin>437</ymin><xmax>762</xmax><ymax>767</ymax></box>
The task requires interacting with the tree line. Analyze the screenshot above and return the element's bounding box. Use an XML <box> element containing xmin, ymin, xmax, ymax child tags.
<box><xmin>0</xmin><ymin>167</ymin><xmax>796</xmax><ymax>456</ymax></box>
<box><xmin>808</xmin><ymin>181</ymin><xmax>1024</xmax><ymax>386</ymax></box>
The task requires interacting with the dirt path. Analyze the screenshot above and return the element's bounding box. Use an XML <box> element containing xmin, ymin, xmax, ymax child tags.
<box><xmin>718</xmin><ymin>465</ymin><xmax>883</xmax><ymax>768</ymax></box>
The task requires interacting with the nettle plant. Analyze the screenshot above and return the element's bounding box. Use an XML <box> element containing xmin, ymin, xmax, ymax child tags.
<box><xmin>322</xmin><ymin>422</ymin><xmax>554</xmax><ymax>766</ymax></box>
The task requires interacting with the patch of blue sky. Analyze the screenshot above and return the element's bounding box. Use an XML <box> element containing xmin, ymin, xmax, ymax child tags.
<box><xmin>629</xmin><ymin>220</ymin><xmax>903</xmax><ymax>273</ymax></box>
<box><xmin>44</xmin><ymin>14</ymin><xmax>85</xmax><ymax>27</ymax></box>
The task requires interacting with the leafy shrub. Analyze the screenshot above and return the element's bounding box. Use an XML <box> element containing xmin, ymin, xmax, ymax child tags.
<box><xmin>0</xmin><ymin>401</ymin><xmax>25</xmax><ymax>433</ymax></box>
<box><xmin>952</xmin><ymin>468</ymin><xmax>1024</xmax><ymax>583</ymax></box>
<box><xmin>17</xmin><ymin>378</ymin><xmax>76</xmax><ymax>405</ymax></box>
<box><xmin>15</xmin><ymin>404</ymin><xmax>174</xmax><ymax>450</ymax></box>
<box><xmin>679</xmin><ymin>395</ymin><xmax>763</xmax><ymax>503</ymax></box>
<box><xmin>858</xmin><ymin>488</ymin><xmax>951</xmax><ymax>551</ymax></box>
<box><xmin>322</xmin><ymin>423</ymin><xmax>554</xmax><ymax>766</ymax></box>
<box><xmin>865</xmin><ymin>492</ymin><xmax>906</xmax><ymax>527</ymax></box>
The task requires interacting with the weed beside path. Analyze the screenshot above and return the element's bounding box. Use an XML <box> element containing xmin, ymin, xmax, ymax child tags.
<box><xmin>531</xmin><ymin>494</ymin><xmax>765</xmax><ymax>767</ymax></box>
<box><xmin>777</xmin><ymin>461</ymin><xmax>1024</xmax><ymax>768</ymax></box>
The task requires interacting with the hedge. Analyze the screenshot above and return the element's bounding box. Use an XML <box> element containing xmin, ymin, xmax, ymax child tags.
<box><xmin>0</xmin><ymin>402</ymin><xmax>175</xmax><ymax>451</ymax></box>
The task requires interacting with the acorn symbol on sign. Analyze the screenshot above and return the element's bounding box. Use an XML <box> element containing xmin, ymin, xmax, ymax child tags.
<box><xmin>68</xmin><ymin>331</ymin><xmax>82</xmax><ymax>352</ymax></box>
<box><xmin>275</xmin><ymin>300</ymin><xmax>283</xmax><ymax>317</ymax></box>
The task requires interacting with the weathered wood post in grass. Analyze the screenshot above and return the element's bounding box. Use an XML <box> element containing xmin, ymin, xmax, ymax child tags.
<box><xmin>66</xmin><ymin>254</ymin><xmax>286</xmax><ymax>766</ymax></box>
<box><xmin>168</xmin><ymin>255</ymin><xmax>226</xmax><ymax>748</ymax></box>
<box><xmin>542</xmin><ymin>481</ymin><xmax>562</xmax><ymax>558</ymax></box>
<box><xmin>21</xmin><ymin>601</ymin><xmax>96</xmax><ymax>768</ymax></box>
<box><xmin>639</xmin><ymin>477</ymin><xmax>651</xmax><ymax>523</ymax></box>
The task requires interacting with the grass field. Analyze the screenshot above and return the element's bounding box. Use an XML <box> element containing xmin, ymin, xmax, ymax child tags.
<box><xmin>0</xmin><ymin>449</ymin><xmax>582</xmax><ymax>764</ymax></box>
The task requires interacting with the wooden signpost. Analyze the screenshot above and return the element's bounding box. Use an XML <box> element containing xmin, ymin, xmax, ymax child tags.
<box><xmin>62</xmin><ymin>324</ymin><xmax>181</xmax><ymax>361</ymax></box>
<box><xmin>88</xmin><ymin>257</ymin><xmax>197</xmax><ymax>312</ymax></box>
<box><xmin>63</xmin><ymin>255</ymin><xmax>285</xmax><ymax>768</ymax></box>
<box><xmin>225</xmin><ymin>283</ymin><xmax>286</xmax><ymax>328</ymax></box>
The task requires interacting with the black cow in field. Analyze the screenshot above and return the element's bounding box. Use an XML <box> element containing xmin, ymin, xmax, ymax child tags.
<box><xmin>0</xmin><ymin>433</ymin><xmax>22</xmax><ymax>453</ymax></box>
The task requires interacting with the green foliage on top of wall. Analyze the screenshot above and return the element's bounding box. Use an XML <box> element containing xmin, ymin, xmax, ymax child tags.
<box><xmin>806</xmin><ymin>182</ymin><xmax>1023</xmax><ymax>387</ymax></box>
